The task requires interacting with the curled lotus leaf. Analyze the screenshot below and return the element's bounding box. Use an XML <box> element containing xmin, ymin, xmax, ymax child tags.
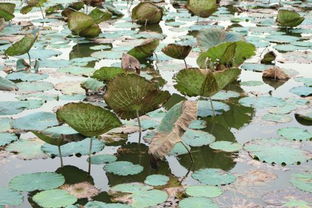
<box><xmin>89</xmin><ymin>8</ymin><xmax>112</xmax><ymax>24</ymax></box>
<box><xmin>5</xmin><ymin>32</ymin><xmax>37</xmax><ymax>56</ymax></box>
<box><xmin>186</xmin><ymin>0</ymin><xmax>217</xmax><ymax>18</ymax></box>
<box><xmin>56</xmin><ymin>102</ymin><xmax>122</xmax><ymax>137</ymax></box>
<box><xmin>0</xmin><ymin>3</ymin><xmax>15</xmax><ymax>21</ymax></box>
<box><xmin>68</xmin><ymin>12</ymin><xmax>100</xmax><ymax>38</ymax></box>
<box><xmin>161</xmin><ymin>44</ymin><xmax>192</xmax><ymax>60</ymax></box>
<box><xmin>131</xmin><ymin>2</ymin><xmax>163</xmax><ymax>25</ymax></box>
<box><xmin>104</xmin><ymin>74</ymin><xmax>170</xmax><ymax>119</ymax></box>
<box><xmin>277</xmin><ymin>9</ymin><xmax>304</xmax><ymax>28</ymax></box>
<box><xmin>33</xmin><ymin>189</ymin><xmax>77</xmax><ymax>208</ymax></box>
<box><xmin>127</xmin><ymin>39</ymin><xmax>159</xmax><ymax>61</ymax></box>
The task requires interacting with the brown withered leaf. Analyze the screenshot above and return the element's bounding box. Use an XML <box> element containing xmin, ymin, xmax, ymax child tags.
<box><xmin>262</xmin><ymin>67</ymin><xmax>290</xmax><ymax>80</ymax></box>
<box><xmin>121</xmin><ymin>53</ymin><xmax>141</xmax><ymax>74</ymax></box>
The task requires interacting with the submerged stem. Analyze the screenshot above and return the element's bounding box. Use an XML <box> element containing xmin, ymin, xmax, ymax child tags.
<box><xmin>136</xmin><ymin>110</ymin><xmax>142</xmax><ymax>144</ymax></box>
<box><xmin>209</xmin><ymin>97</ymin><xmax>215</xmax><ymax>117</ymax></box>
<box><xmin>58</xmin><ymin>145</ymin><xmax>63</xmax><ymax>167</ymax></box>
<box><xmin>88</xmin><ymin>137</ymin><xmax>93</xmax><ymax>174</ymax></box>
<box><xmin>180</xmin><ymin>141</ymin><xmax>193</xmax><ymax>163</ymax></box>
<box><xmin>183</xmin><ymin>59</ymin><xmax>188</xmax><ymax>69</ymax></box>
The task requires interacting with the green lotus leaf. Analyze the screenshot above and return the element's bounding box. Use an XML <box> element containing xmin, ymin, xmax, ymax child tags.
<box><xmin>9</xmin><ymin>172</ymin><xmax>65</xmax><ymax>192</ymax></box>
<box><xmin>161</xmin><ymin>44</ymin><xmax>192</xmax><ymax>60</ymax></box>
<box><xmin>0</xmin><ymin>118</ymin><xmax>11</xmax><ymax>132</ymax></box>
<box><xmin>20</xmin><ymin>5</ymin><xmax>33</xmax><ymax>14</ymax></box>
<box><xmin>179</xmin><ymin>197</ymin><xmax>219</xmax><ymax>208</ymax></box>
<box><xmin>211</xmin><ymin>90</ymin><xmax>240</xmax><ymax>100</ymax></box>
<box><xmin>197</xmin><ymin>41</ymin><xmax>256</xmax><ymax>68</ymax></box>
<box><xmin>5</xmin><ymin>33</ymin><xmax>37</xmax><ymax>56</ymax></box>
<box><xmin>131</xmin><ymin>2</ymin><xmax>163</xmax><ymax>25</ymax></box>
<box><xmin>33</xmin><ymin>189</ymin><xmax>77</xmax><ymax>208</ymax></box>
<box><xmin>85</xmin><ymin>201</ymin><xmax>131</xmax><ymax>208</ymax></box>
<box><xmin>110</xmin><ymin>183</ymin><xmax>152</xmax><ymax>194</ymax></box>
<box><xmin>56</xmin><ymin>102</ymin><xmax>121</xmax><ymax>137</ymax></box>
<box><xmin>197</xmin><ymin>100</ymin><xmax>230</xmax><ymax>117</ymax></box>
<box><xmin>61</xmin><ymin>2</ymin><xmax>84</xmax><ymax>17</ymax></box>
<box><xmin>13</xmin><ymin>112</ymin><xmax>58</xmax><ymax>131</ymax></box>
<box><xmin>262</xmin><ymin>113</ymin><xmax>292</xmax><ymax>123</ymax></box>
<box><xmin>45</xmin><ymin>4</ymin><xmax>64</xmax><ymax>15</ymax></box>
<box><xmin>89</xmin><ymin>8</ymin><xmax>112</xmax><ymax>24</ymax></box>
<box><xmin>131</xmin><ymin>189</ymin><xmax>168</xmax><ymax>208</ymax></box>
<box><xmin>0</xmin><ymin>133</ymin><xmax>18</xmax><ymax>147</ymax></box>
<box><xmin>104</xmin><ymin>161</ymin><xmax>144</xmax><ymax>176</ymax></box>
<box><xmin>290</xmin><ymin>172</ymin><xmax>312</xmax><ymax>193</ymax></box>
<box><xmin>80</xmin><ymin>23</ymin><xmax>101</xmax><ymax>38</ymax></box>
<box><xmin>277</xmin><ymin>9</ymin><xmax>304</xmax><ymax>28</ymax></box>
<box><xmin>0</xmin><ymin>187</ymin><xmax>23</xmax><ymax>206</ymax></box>
<box><xmin>239</xmin><ymin>96</ymin><xmax>286</xmax><ymax>108</ymax></box>
<box><xmin>186</xmin><ymin>0</ymin><xmax>217</xmax><ymax>18</ymax></box>
<box><xmin>6</xmin><ymin>71</ymin><xmax>48</xmax><ymax>82</ymax></box>
<box><xmin>182</xmin><ymin>129</ymin><xmax>215</xmax><ymax>147</ymax></box>
<box><xmin>244</xmin><ymin>138</ymin><xmax>311</xmax><ymax>165</ymax></box>
<box><xmin>92</xmin><ymin>67</ymin><xmax>125</xmax><ymax>81</ymax></box>
<box><xmin>277</xmin><ymin>127</ymin><xmax>312</xmax><ymax>142</ymax></box>
<box><xmin>209</xmin><ymin>141</ymin><xmax>242</xmax><ymax>152</ymax></box>
<box><xmin>197</xmin><ymin>28</ymin><xmax>243</xmax><ymax>51</ymax></box>
<box><xmin>16</xmin><ymin>81</ymin><xmax>53</xmax><ymax>92</ymax></box>
<box><xmin>261</xmin><ymin>51</ymin><xmax>276</xmax><ymax>64</ymax></box>
<box><xmin>81</xmin><ymin>78</ymin><xmax>105</xmax><ymax>91</ymax></box>
<box><xmin>104</xmin><ymin>74</ymin><xmax>170</xmax><ymax>119</ymax></box>
<box><xmin>144</xmin><ymin>174</ymin><xmax>169</xmax><ymax>186</ymax></box>
<box><xmin>32</xmin><ymin>130</ymin><xmax>79</xmax><ymax>146</ymax></box>
<box><xmin>68</xmin><ymin>12</ymin><xmax>100</xmax><ymax>38</ymax></box>
<box><xmin>192</xmin><ymin>168</ymin><xmax>236</xmax><ymax>185</ymax></box>
<box><xmin>0</xmin><ymin>3</ymin><xmax>15</xmax><ymax>21</ymax></box>
<box><xmin>188</xmin><ymin>120</ymin><xmax>207</xmax><ymax>129</ymax></box>
<box><xmin>88</xmin><ymin>154</ymin><xmax>117</xmax><ymax>164</ymax></box>
<box><xmin>0</xmin><ymin>100</ymin><xmax>43</xmax><ymax>115</ymax></box>
<box><xmin>0</xmin><ymin>77</ymin><xmax>18</xmax><ymax>91</ymax></box>
<box><xmin>174</xmin><ymin>68</ymin><xmax>240</xmax><ymax>97</ymax></box>
<box><xmin>185</xmin><ymin>185</ymin><xmax>223</xmax><ymax>198</ymax></box>
<box><xmin>127</xmin><ymin>39</ymin><xmax>159</xmax><ymax>61</ymax></box>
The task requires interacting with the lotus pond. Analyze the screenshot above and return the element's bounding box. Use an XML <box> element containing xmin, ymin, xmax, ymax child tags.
<box><xmin>0</xmin><ymin>0</ymin><xmax>312</xmax><ymax>207</ymax></box>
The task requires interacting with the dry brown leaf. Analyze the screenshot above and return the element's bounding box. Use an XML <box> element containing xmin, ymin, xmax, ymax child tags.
<box><xmin>121</xmin><ymin>53</ymin><xmax>141</xmax><ymax>74</ymax></box>
<box><xmin>60</xmin><ymin>182</ymin><xmax>100</xmax><ymax>199</ymax></box>
<box><xmin>148</xmin><ymin>101</ymin><xmax>197</xmax><ymax>159</ymax></box>
<box><xmin>262</xmin><ymin>67</ymin><xmax>290</xmax><ymax>80</ymax></box>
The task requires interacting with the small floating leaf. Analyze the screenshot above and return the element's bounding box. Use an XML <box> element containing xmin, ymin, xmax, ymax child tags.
<box><xmin>0</xmin><ymin>77</ymin><xmax>18</xmax><ymax>91</ymax></box>
<box><xmin>185</xmin><ymin>185</ymin><xmax>223</xmax><ymax>198</ymax></box>
<box><xmin>144</xmin><ymin>174</ymin><xmax>169</xmax><ymax>186</ymax></box>
<box><xmin>104</xmin><ymin>161</ymin><xmax>143</xmax><ymax>176</ymax></box>
<box><xmin>209</xmin><ymin>141</ymin><xmax>242</xmax><ymax>152</ymax></box>
<box><xmin>192</xmin><ymin>168</ymin><xmax>236</xmax><ymax>186</ymax></box>
<box><xmin>182</xmin><ymin>129</ymin><xmax>215</xmax><ymax>147</ymax></box>
<box><xmin>277</xmin><ymin>127</ymin><xmax>312</xmax><ymax>141</ymax></box>
<box><xmin>0</xmin><ymin>133</ymin><xmax>18</xmax><ymax>147</ymax></box>
<box><xmin>12</xmin><ymin>112</ymin><xmax>58</xmax><ymax>131</ymax></box>
<box><xmin>290</xmin><ymin>172</ymin><xmax>312</xmax><ymax>193</ymax></box>
<box><xmin>88</xmin><ymin>154</ymin><xmax>117</xmax><ymax>164</ymax></box>
<box><xmin>0</xmin><ymin>187</ymin><xmax>23</xmax><ymax>206</ymax></box>
<box><xmin>33</xmin><ymin>189</ymin><xmax>77</xmax><ymax>208</ymax></box>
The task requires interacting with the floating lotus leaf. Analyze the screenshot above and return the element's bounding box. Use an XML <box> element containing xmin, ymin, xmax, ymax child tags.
<box><xmin>182</xmin><ymin>129</ymin><xmax>215</xmax><ymax>147</ymax></box>
<box><xmin>13</xmin><ymin>112</ymin><xmax>58</xmax><ymax>131</ymax></box>
<box><xmin>81</xmin><ymin>78</ymin><xmax>105</xmax><ymax>91</ymax></box>
<box><xmin>149</xmin><ymin>101</ymin><xmax>197</xmax><ymax>159</ymax></box>
<box><xmin>240</xmin><ymin>80</ymin><xmax>263</xmax><ymax>86</ymax></box>
<box><xmin>0</xmin><ymin>100</ymin><xmax>41</xmax><ymax>115</ymax></box>
<box><xmin>104</xmin><ymin>74</ymin><xmax>170</xmax><ymax>119</ymax></box>
<box><xmin>277</xmin><ymin>9</ymin><xmax>304</xmax><ymax>28</ymax></box>
<box><xmin>127</xmin><ymin>39</ymin><xmax>159</xmax><ymax>61</ymax></box>
<box><xmin>263</xmin><ymin>189</ymin><xmax>312</xmax><ymax>207</ymax></box>
<box><xmin>110</xmin><ymin>183</ymin><xmax>152</xmax><ymax>194</ymax></box>
<box><xmin>161</xmin><ymin>44</ymin><xmax>192</xmax><ymax>60</ymax></box>
<box><xmin>290</xmin><ymin>86</ymin><xmax>312</xmax><ymax>97</ymax></box>
<box><xmin>239</xmin><ymin>96</ymin><xmax>286</xmax><ymax>108</ymax></box>
<box><xmin>169</xmin><ymin>142</ymin><xmax>191</xmax><ymax>156</ymax></box>
<box><xmin>9</xmin><ymin>172</ymin><xmax>65</xmax><ymax>192</ymax></box>
<box><xmin>20</xmin><ymin>0</ymin><xmax>47</xmax><ymax>14</ymax></box>
<box><xmin>104</xmin><ymin>161</ymin><xmax>143</xmax><ymax>176</ymax></box>
<box><xmin>0</xmin><ymin>133</ymin><xmax>18</xmax><ymax>147</ymax></box>
<box><xmin>209</xmin><ymin>141</ymin><xmax>242</xmax><ymax>152</ymax></box>
<box><xmin>0</xmin><ymin>118</ymin><xmax>11</xmax><ymax>132</ymax></box>
<box><xmin>277</xmin><ymin>127</ymin><xmax>312</xmax><ymax>142</ymax></box>
<box><xmin>290</xmin><ymin>172</ymin><xmax>312</xmax><ymax>193</ymax></box>
<box><xmin>0</xmin><ymin>3</ymin><xmax>15</xmax><ymax>21</ymax></box>
<box><xmin>197</xmin><ymin>29</ymin><xmax>243</xmax><ymax>51</ymax></box>
<box><xmin>85</xmin><ymin>201</ymin><xmax>131</xmax><ymax>208</ymax></box>
<box><xmin>68</xmin><ymin>12</ymin><xmax>100</xmax><ymax>38</ymax></box>
<box><xmin>0</xmin><ymin>187</ymin><xmax>23</xmax><ymax>206</ymax></box>
<box><xmin>42</xmin><ymin>138</ymin><xmax>105</xmax><ymax>157</ymax></box>
<box><xmin>6</xmin><ymin>138</ymin><xmax>47</xmax><ymax>160</ymax></box>
<box><xmin>241</xmin><ymin>63</ymin><xmax>271</xmax><ymax>72</ymax></box>
<box><xmin>144</xmin><ymin>174</ymin><xmax>169</xmax><ymax>186</ymax></box>
<box><xmin>131</xmin><ymin>2</ymin><xmax>163</xmax><ymax>25</ymax></box>
<box><xmin>262</xmin><ymin>113</ymin><xmax>292</xmax><ymax>123</ymax></box>
<box><xmin>56</xmin><ymin>102</ymin><xmax>121</xmax><ymax>137</ymax></box>
<box><xmin>88</xmin><ymin>154</ymin><xmax>117</xmax><ymax>164</ymax></box>
<box><xmin>174</xmin><ymin>68</ymin><xmax>240</xmax><ymax>97</ymax></box>
<box><xmin>179</xmin><ymin>197</ymin><xmax>219</xmax><ymax>208</ymax></box>
<box><xmin>92</xmin><ymin>67</ymin><xmax>125</xmax><ymax>81</ymax></box>
<box><xmin>5</xmin><ymin>33</ymin><xmax>37</xmax><ymax>56</ymax></box>
<box><xmin>45</xmin><ymin>4</ymin><xmax>64</xmax><ymax>15</ymax></box>
<box><xmin>186</xmin><ymin>0</ymin><xmax>217</xmax><ymax>18</ymax></box>
<box><xmin>185</xmin><ymin>185</ymin><xmax>223</xmax><ymax>198</ymax></box>
<box><xmin>16</xmin><ymin>81</ymin><xmax>54</xmax><ymax>92</ymax></box>
<box><xmin>192</xmin><ymin>168</ymin><xmax>236</xmax><ymax>185</ymax></box>
<box><xmin>6</xmin><ymin>71</ymin><xmax>48</xmax><ymax>82</ymax></box>
<box><xmin>89</xmin><ymin>8</ymin><xmax>112</xmax><ymax>24</ymax></box>
<box><xmin>33</xmin><ymin>189</ymin><xmax>77</xmax><ymax>208</ymax></box>
<box><xmin>188</xmin><ymin>120</ymin><xmax>207</xmax><ymax>129</ymax></box>
<box><xmin>197</xmin><ymin>41</ymin><xmax>256</xmax><ymax>68</ymax></box>
<box><xmin>244</xmin><ymin>138</ymin><xmax>311</xmax><ymax>165</ymax></box>
<box><xmin>211</xmin><ymin>90</ymin><xmax>240</xmax><ymax>100</ymax></box>
<box><xmin>197</xmin><ymin>100</ymin><xmax>230</xmax><ymax>117</ymax></box>
<box><xmin>0</xmin><ymin>77</ymin><xmax>18</xmax><ymax>91</ymax></box>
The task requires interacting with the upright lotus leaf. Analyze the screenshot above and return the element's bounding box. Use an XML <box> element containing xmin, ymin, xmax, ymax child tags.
<box><xmin>162</xmin><ymin>44</ymin><xmax>192</xmax><ymax>60</ymax></box>
<box><xmin>186</xmin><ymin>0</ymin><xmax>217</xmax><ymax>18</ymax></box>
<box><xmin>80</xmin><ymin>23</ymin><xmax>101</xmax><ymax>38</ymax></box>
<box><xmin>197</xmin><ymin>29</ymin><xmax>243</xmax><ymax>51</ymax></box>
<box><xmin>89</xmin><ymin>8</ymin><xmax>112</xmax><ymax>24</ymax></box>
<box><xmin>148</xmin><ymin>101</ymin><xmax>197</xmax><ymax>159</ymax></box>
<box><xmin>104</xmin><ymin>74</ymin><xmax>170</xmax><ymax>119</ymax></box>
<box><xmin>56</xmin><ymin>103</ymin><xmax>121</xmax><ymax>137</ymax></box>
<box><xmin>20</xmin><ymin>0</ymin><xmax>47</xmax><ymax>17</ymax></box>
<box><xmin>0</xmin><ymin>3</ymin><xmax>15</xmax><ymax>21</ymax></box>
<box><xmin>45</xmin><ymin>4</ymin><xmax>64</xmax><ymax>15</ymax></box>
<box><xmin>33</xmin><ymin>189</ymin><xmax>77</xmax><ymax>208</ymax></box>
<box><xmin>5</xmin><ymin>32</ymin><xmax>38</xmax><ymax>56</ymax></box>
<box><xmin>61</xmin><ymin>2</ymin><xmax>84</xmax><ymax>17</ymax></box>
<box><xmin>127</xmin><ymin>39</ymin><xmax>159</xmax><ymax>61</ymax></box>
<box><xmin>277</xmin><ymin>9</ymin><xmax>304</xmax><ymax>28</ymax></box>
<box><xmin>197</xmin><ymin>41</ymin><xmax>256</xmax><ymax>68</ymax></box>
<box><xmin>92</xmin><ymin>67</ymin><xmax>125</xmax><ymax>81</ymax></box>
<box><xmin>68</xmin><ymin>12</ymin><xmax>100</xmax><ymax>38</ymax></box>
<box><xmin>0</xmin><ymin>77</ymin><xmax>18</xmax><ymax>91</ymax></box>
<box><xmin>261</xmin><ymin>51</ymin><xmax>276</xmax><ymax>64</ymax></box>
<box><xmin>174</xmin><ymin>68</ymin><xmax>241</xmax><ymax>97</ymax></box>
<box><xmin>131</xmin><ymin>2</ymin><xmax>163</xmax><ymax>25</ymax></box>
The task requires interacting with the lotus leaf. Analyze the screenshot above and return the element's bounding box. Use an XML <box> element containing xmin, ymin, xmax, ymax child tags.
<box><xmin>16</xmin><ymin>81</ymin><xmax>54</xmax><ymax>92</ymax></box>
<box><xmin>85</xmin><ymin>201</ymin><xmax>131</xmax><ymax>208</ymax></box>
<box><xmin>179</xmin><ymin>197</ymin><xmax>219</xmax><ymax>208</ymax></box>
<box><xmin>197</xmin><ymin>100</ymin><xmax>230</xmax><ymax>117</ymax></box>
<box><xmin>0</xmin><ymin>187</ymin><xmax>23</xmax><ymax>206</ymax></box>
<box><xmin>0</xmin><ymin>118</ymin><xmax>11</xmax><ymax>132</ymax></box>
<box><xmin>277</xmin><ymin>9</ymin><xmax>304</xmax><ymax>28</ymax></box>
<box><xmin>33</xmin><ymin>189</ymin><xmax>77</xmax><ymax>208</ymax></box>
<box><xmin>290</xmin><ymin>172</ymin><xmax>312</xmax><ymax>193</ymax></box>
<box><xmin>262</xmin><ymin>113</ymin><xmax>292</xmax><ymax>123</ymax></box>
<box><xmin>239</xmin><ymin>96</ymin><xmax>285</xmax><ymax>108</ymax></box>
<box><xmin>185</xmin><ymin>185</ymin><xmax>223</xmax><ymax>197</ymax></box>
<box><xmin>5</xmin><ymin>33</ymin><xmax>37</xmax><ymax>56</ymax></box>
<box><xmin>290</xmin><ymin>86</ymin><xmax>312</xmax><ymax>97</ymax></box>
<box><xmin>186</xmin><ymin>0</ymin><xmax>217</xmax><ymax>18</ymax></box>
<box><xmin>0</xmin><ymin>3</ymin><xmax>15</xmax><ymax>21</ymax></box>
<box><xmin>131</xmin><ymin>2</ymin><xmax>163</xmax><ymax>25</ymax></box>
<box><xmin>192</xmin><ymin>168</ymin><xmax>236</xmax><ymax>185</ymax></box>
<box><xmin>127</xmin><ymin>39</ymin><xmax>159</xmax><ymax>61</ymax></box>
<box><xmin>0</xmin><ymin>133</ymin><xmax>18</xmax><ymax>147</ymax></box>
<box><xmin>92</xmin><ymin>67</ymin><xmax>125</xmax><ymax>81</ymax></box>
<box><xmin>9</xmin><ymin>172</ymin><xmax>65</xmax><ymax>191</ymax></box>
<box><xmin>241</xmin><ymin>63</ymin><xmax>270</xmax><ymax>72</ymax></box>
<box><xmin>188</xmin><ymin>120</ymin><xmax>207</xmax><ymax>129</ymax></box>
<box><xmin>161</xmin><ymin>44</ymin><xmax>192</xmax><ymax>60</ymax></box>
<box><xmin>81</xmin><ymin>78</ymin><xmax>105</xmax><ymax>91</ymax></box>
<box><xmin>244</xmin><ymin>138</ymin><xmax>311</xmax><ymax>165</ymax></box>
<box><xmin>0</xmin><ymin>77</ymin><xmax>18</xmax><ymax>91</ymax></box>
<box><xmin>104</xmin><ymin>74</ymin><xmax>170</xmax><ymax>119</ymax></box>
<box><xmin>6</xmin><ymin>71</ymin><xmax>48</xmax><ymax>82</ymax></box>
<box><xmin>68</xmin><ymin>12</ymin><xmax>100</xmax><ymax>38</ymax></box>
<box><xmin>89</xmin><ymin>8</ymin><xmax>112</xmax><ymax>24</ymax></box>
<box><xmin>110</xmin><ymin>183</ymin><xmax>152</xmax><ymax>194</ymax></box>
<box><xmin>144</xmin><ymin>174</ymin><xmax>169</xmax><ymax>186</ymax></box>
<box><xmin>211</xmin><ymin>90</ymin><xmax>240</xmax><ymax>100</ymax></box>
<box><xmin>0</xmin><ymin>100</ymin><xmax>43</xmax><ymax>115</ymax></box>
<box><xmin>88</xmin><ymin>154</ymin><xmax>117</xmax><ymax>164</ymax></box>
<box><xmin>209</xmin><ymin>141</ymin><xmax>242</xmax><ymax>152</ymax></box>
<box><xmin>261</xmin><ymin>51</ymin><xmax>276</xmax><ymax>64</ymax></box>
<box><xmin>104</xmin><ymin>161</ymin><xmax>143</xmax><ymax>176</ymax></box>
<box><xmin>182</xmin><ymin>129</ymin><xmax>215</xmax><ymax>147</ymax></box>
<box><xmin>277</xmin><ymin>127</ymin><xmax>312</xmax><ymax>141</ymax></box>
<box><xmin>56</xmin><ymin>102</ymin><xmax>121</xmax><ymax>137</ymax></box>
<box><xmin>169</xmin><ymin>142</ymin><xmax>191</xmax><ymax>156</ymax></box>
<box><xmin>13</xmin><ymin>112</ymin><xmax>58</xmax><ymax>131</ymax></box>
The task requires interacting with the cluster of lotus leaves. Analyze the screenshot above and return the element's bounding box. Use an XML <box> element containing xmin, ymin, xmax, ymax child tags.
<box><xmin>131</xmin><ymin>2</ymin><xmax>163</xmax><ymax>25</ymax></box>
<box><xmin>186</xmin><ymin>0</ymin><xmax>217</xmax><ymax>18</ymax></box>
<box><xmin>104</xmin><ymin>74</ymin><xmax>170</xmax><ymax>119</ymax></box>
<box><xmin>0</xmin><ymin>3</ymin><xmax>15</xmax><ymax>21</ymax></box>
<box><xmin>68</xmin><ymin>12</ymin><xmax>101</xmax><ymax>38</ymax></box>
<box><xmin>277</xmin><ymin>9</ymin><xmax>305</xmax><ymax>28</ymax></box>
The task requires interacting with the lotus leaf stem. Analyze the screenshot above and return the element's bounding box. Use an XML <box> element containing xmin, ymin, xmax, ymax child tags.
<box><xmin>58</xmin><ymin>145</ymin><xmax>63</xmax><ymax>167</ymax></box>
<box><xmin>180</xmin><ymin>141</ymin><xmax>193</xmax><ymax>164</ymax></box>
<box><xmin>183</xmin><ymin>59</ymin><xmax>188</xmax><ymax>69</ymax></box>
<box><xmin>209</xmin><ymin>97</ymin><xmax>215</xmax><ymax>117</ymax></box>
<box><xmin>88</xmin><ymin>137</ymin><xmax>94</xmax><ymax>173</ymax></box>
<box><xmin>27</xmin><ymin>52</ymin><xmax>31</xmax><ymax>66</ymax></box>
<box><xmin>39</xmin><ymin>6</ymin><xmax>45</xmax><ymax>19</ymax></box>
<box><xmin>136</xmin><ymin>110</ymin><xmax>142</xmax><ymax>144</ymax></box>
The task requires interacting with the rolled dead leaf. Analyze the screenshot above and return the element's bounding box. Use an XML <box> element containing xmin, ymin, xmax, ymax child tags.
<box><xmin>262</xmin><ymin>67</ymin><xmax>290</xmax><ymax>80</ymax></box>
<box><xmin>121</xmin><ymin>53</ymin><xmax>141</xmax><ymax>74</ymax></box>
